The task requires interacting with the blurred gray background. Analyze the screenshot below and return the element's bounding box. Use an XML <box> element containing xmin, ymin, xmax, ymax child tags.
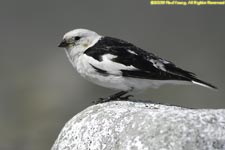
<box><xmin>0</xmin><ymin>0</ymin><xmax>225</xmax><ymax>149</ymax></box>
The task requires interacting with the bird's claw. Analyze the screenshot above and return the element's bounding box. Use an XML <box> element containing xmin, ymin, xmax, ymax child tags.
<box><xmin>120</xmin><ymin>95</ymin><xmax>134</xmax><ymax>100</ymax></box>
<box><xmin>92</xmin><ymin>97</ymin><xmax>112</xmax><ymax>104</ymax></box>
<box><xmin>92</xmin><ymin>94</ymin><xmax>134</xmax><ymax>104</ymax></box>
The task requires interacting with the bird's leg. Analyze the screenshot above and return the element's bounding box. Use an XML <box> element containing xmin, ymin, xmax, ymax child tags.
<box><xmin>119</xmin><ymin>87</ymin><xmax>134</xmax><ymax>100</ymax></box>
<box><xmin>101</xmin><ymin>91</ymin><xmax>128</xmax><ymax>102</ymax></box>
<box><xmin>120</xmin><ymin>94</ymin><xmax>134</xmax><ymax>100</ymax></box>
<box><xmin>93</xmin><ymin>91</ymin><xmax>129</xmax><ymax>104</ymax></box>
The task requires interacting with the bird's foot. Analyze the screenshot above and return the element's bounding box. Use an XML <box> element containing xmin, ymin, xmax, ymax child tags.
<box><xmin>120</xmin><ymin>95</ymin><xmax>134</xmax><ymax>100</ymax></box>
<box><xmin>92</xmin><ymin>97</ymin><xmax>113</xmax><ymax>104</ymax></box>
<box><xmin>92</xmin><ymin>91</ymin><xmax>129</xmax><ymax>104</ymax></box>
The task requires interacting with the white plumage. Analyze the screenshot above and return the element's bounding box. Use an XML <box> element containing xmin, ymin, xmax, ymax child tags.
<box><xmin>58</xmin><ymin>28</ymin><xmax>217</xmax><ymax>102</ymax></box>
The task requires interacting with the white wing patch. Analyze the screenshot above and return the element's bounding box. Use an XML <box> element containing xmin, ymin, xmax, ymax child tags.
<box><xmin>161</xmin><ymin>60</ymin><xmax>170</xmax><ymax>64</ymax></box>
<box><xmin>102</xmin><ymin>54</ymin><xmax>117</xmax><ymax>60</ymax></box>
<box><xmin>127</xmin><ymin>49</ymin><xmax>138</xmax><ymax>55</ymax></box>
<box><xmin>82</xmin><ymin>54</ymin><xmax>137</xmax><ymax>75</ymax></box>
<box><xmin>149</xmin><ymin>59</ymin><xmax>166</xmax><ymax>71</ymax></box>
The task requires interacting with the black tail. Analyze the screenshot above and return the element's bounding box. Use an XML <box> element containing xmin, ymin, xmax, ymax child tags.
<box><xmin>165</xmin><ymin>64</ymin><xmax>217</xmax><ymax>90</ymax></box>
<box><xmin>191</xmin><ymin>78</ymin><xmax>217</xmax><ymax>90</ymax></box>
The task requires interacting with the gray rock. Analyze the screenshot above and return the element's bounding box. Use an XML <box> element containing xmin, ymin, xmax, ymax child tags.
<box><xmin>52</xmin><ymin>101</ymin><xmax>225</xmax><ymax>150</ymax></box>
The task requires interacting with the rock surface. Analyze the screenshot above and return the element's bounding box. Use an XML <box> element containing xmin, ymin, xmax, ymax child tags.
<box><xmin>52</xmin><ymin>101</ymin><xmax>225</xmax><ymax>150</ymax></box>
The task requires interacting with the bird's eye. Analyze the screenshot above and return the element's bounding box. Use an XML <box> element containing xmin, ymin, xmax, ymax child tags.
<box><xmin>74</xmin><ymin>36</ymin><xmax>81</xmax><ymax>41</ymax></box>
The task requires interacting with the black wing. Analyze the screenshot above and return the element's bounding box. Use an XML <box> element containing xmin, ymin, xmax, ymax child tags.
<box><xmin>85</xmin><ymin>36</ymin><xmax>216</xmax><ymax>88</ymax></box>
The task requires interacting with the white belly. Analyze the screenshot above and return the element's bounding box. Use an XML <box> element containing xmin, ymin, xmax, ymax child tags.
<box><xmin>75</xmin><ymin>56</ymin><xmax>162</xmax><ymax>91</ymax></box>
<box><xmin>75</xmin><ymin>55</ymin><xmax>130</xmax><ymax>90</ymax></box>
<box><xmin>68</xmin><ymin>53</ymin><xmax>189</xmax><ymax>91</ymax></box>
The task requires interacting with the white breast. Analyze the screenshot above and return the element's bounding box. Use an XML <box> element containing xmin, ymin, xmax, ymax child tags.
<box><xmin>66</xmin><ymin>52</ymin><xmax>188</xmax><ymax>91</ymax></box>
<box><xmin>75</xmin><ymin>54</ymin><xmax>131</xmax><ymax>90</ymax></box>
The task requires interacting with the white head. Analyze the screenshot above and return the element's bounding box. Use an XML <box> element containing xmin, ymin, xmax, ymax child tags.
<box><xmin>58</xmin><ymin>29</ymin><xmax>102</xmax><ymax>56</ymax></box>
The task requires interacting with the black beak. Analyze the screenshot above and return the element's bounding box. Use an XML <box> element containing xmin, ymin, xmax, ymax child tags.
<box><xmin>58</xmin><ymin>40</ymin><xmax>69</xmax><ymax>48</ymax></box>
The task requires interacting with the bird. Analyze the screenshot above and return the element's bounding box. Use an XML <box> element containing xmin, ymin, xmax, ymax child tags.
<box><xmin>58</xmin><ymin>28</ymin><xmax>217</xmax><ymax>103</ymax></box>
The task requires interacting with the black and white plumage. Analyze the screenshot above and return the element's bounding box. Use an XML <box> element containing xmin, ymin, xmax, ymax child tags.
<box><xmin>58</xmin><ymin>29</ymin><xmax>217</xmax><ymax>102</ymax></box>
